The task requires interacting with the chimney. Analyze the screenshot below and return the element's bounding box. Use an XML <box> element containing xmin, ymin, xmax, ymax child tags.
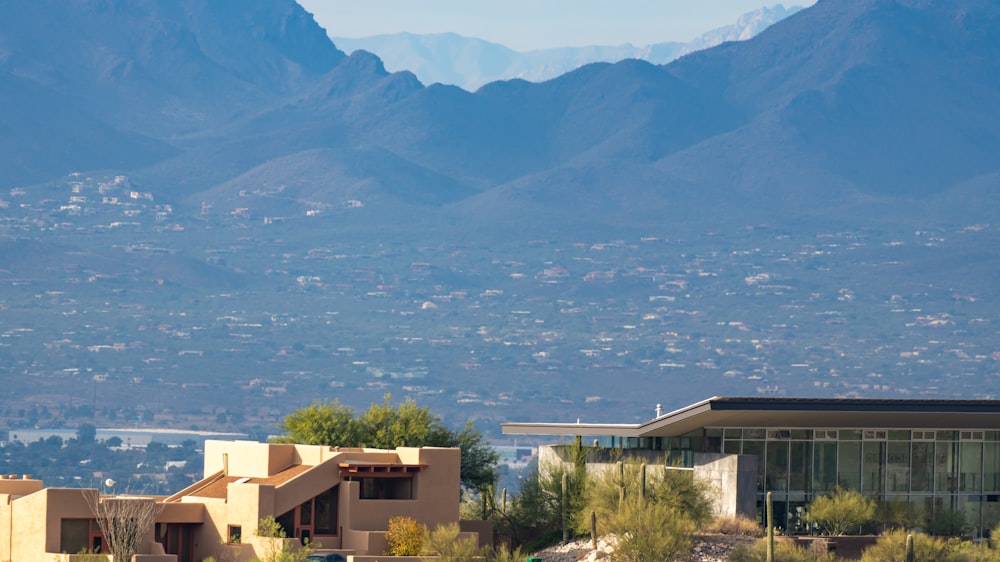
<box><xmin>655</xmin><ymin>404</ymin><xmax>662</xmax><ymax>417</ymax></box>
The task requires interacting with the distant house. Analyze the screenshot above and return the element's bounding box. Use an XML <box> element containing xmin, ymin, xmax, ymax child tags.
<box><xmin>0</xmin><ymin>440</ymin><xmax>477</xmax><ymax>561</ymax></box>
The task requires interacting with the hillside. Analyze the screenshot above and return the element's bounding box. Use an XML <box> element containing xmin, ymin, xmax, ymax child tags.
<box><xmin>0</xmin><ymin>0</ymin><xmax>998</xmax><ymax>431</ymax></box>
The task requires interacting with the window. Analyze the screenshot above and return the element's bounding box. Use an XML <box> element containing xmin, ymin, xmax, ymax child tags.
<box><xmin>228</xmin><ymin>525</ymin><xmax>242</xmax><ymax>544</ymax></box>
<box><xmin>314</xmin><ymin>485</ymin><xmax>339</xmax><ymax>535</ymax></box>
<box><xmin>61</xmin><ymin>519</ymin><xmax>91</xmax><ymax>554</ymax></box>
<box><xmin>360</xmin><ymin>477</ymin><xmax>413</xmax><ymax>500</ymax></box>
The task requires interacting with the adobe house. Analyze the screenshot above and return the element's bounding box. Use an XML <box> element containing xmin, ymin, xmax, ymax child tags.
<box><xmin>504</xmin><ymin>396</ymin><xmax>1000</xmax><ymax>537</ymax></box>
<box><xmin>0</xmin><ymin>440</ymin><xmax>476</xmax><ymax>561</ymax></box>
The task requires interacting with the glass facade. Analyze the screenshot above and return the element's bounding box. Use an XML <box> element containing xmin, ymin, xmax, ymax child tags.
<box><xmin>596</xmin><ymin>426</ymin><xmax>1000</xmax><ymax>536</ymax></box>
<box><xmin>712</xmin><ymin>428</ymin><xmax>1000</xmax><ymax>535</ymax></box>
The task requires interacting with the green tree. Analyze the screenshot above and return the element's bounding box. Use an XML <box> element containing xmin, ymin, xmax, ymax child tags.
<box><xmin>276</xmin><ymin>395</ymin><xmax>498</xmax><ymax>492</ymax></box>
<box><xmin>275</xmin><ymin>400</ymin><xmax>359</xmax><ymax>446</ymax></box>
<box><xmin>804</xmin><ymin>488</ymin><xmax>877</xmax><ymax>536</ymax></box>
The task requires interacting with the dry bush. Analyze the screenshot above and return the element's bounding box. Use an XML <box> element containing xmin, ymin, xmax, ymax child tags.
<box><xmin>702</xmin><ymin>515</ymin><xmax>764</xmax><ymax>537</ymax></box>
<box><xmin>385</xmin><ymin>515</ymin><xmax>427</xmax><ymax>556</ymax></box>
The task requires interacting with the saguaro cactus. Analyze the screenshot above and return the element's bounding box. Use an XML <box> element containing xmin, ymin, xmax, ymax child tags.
<box><xmin>640</xmin><ymin>463</ymin><xmax>647</xmax><ymax>500</ymax></box>
<box><xmin>766</xmin><ymin>491</ymin><xmax>774</xmax><ymax>562</ymax></box>
<box><xmin>591</xmin><ymin>510</ymin><xmax>597</xmax><ymax>549</ymax></box>
<box><xmin>562</xmin><ymin>473</ymin><xmax>570</xmax><ymax>542</ymax></box>
<box><xmin>905</xmin><ymin>533</ymin><xmax>914</xmax><ymax>562</ymax></box>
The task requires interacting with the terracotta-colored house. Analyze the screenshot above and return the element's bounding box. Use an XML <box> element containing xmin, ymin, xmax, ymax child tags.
<box><xmin>0</xmin><ymin>440</ymin><xmax>477</xmax><ymax>561</ymax></box>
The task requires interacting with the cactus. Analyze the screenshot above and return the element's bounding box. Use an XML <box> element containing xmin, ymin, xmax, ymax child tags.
<box><xmin>905</xmin><ymin>533</ymin><xmax>914</xmax><ymax>562</ymax></box>
<box><xmin>640</xmin><ymin>463</ymin><xmax>647</xmax><ymax>500</ymax></box>
<box><xmin>562</xmin><ymin>473</ymin><xmax>569</xmax><ymax>542</ymax></box>
<box><xmin>591</xmin><ymin>510</ymin><xmax>597</xmax><ymax>549</ymax></box>
<box><xmin>766</xmin><ymin>491</ymin><xmax>774</xmax><ymax>562</ymax></box>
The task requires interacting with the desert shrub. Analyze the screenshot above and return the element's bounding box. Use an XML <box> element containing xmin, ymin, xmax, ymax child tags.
<box><xmin>578</xmin><ymin>460</ymin><xmax>712</xmax><ymax>537</ymax></box>
<box><xmin>75</xmin><ymin>550</ymin><xmax>110</xmax><ymax>562</ymax></box>
<box><xmin>254</xmin><ymin>516</ymin><xmax>316</xmax><ymax>562</ymax></box>
<box><xmin>423</xmin><ymin>522</ymin><xmax>483</xmax><ymax>562</ymax></box>
<box><xmin>858</xmin><ymin>529</ymin><xmax>1000</xmax><ymax>562</ymax></box>
<box><xmin>703</xmin><ymin>514</ymin><xmax>765</xmax><ymax>537</ymax></box>
<box><xmin>877</xmin><ymin>499</ymin><xmax>926</xmax><ymax>532</ymax></box>
<box><xmin>604</xmin><ymin>498</ymin><xmax>696</xmax><ymax>562</ymax></box>
<box><xmin>927</xmin><ymin>508</ymin><xmax>968</xmax><ymax>537</ymax></box>
<box><xmin>385</xmin><ymin>515</ymin><xmax>427</xmax><ymax>556</ymax></box>
<box><xmin>488</xmin><ymin>542</ymin><xmax>524</xmax><ymax>562</ymax></box>
<box><xmin>504</xmin><ymin>446</ymin><xmax>591</xmax><ymax>543</ymax></box>
<box><xmin>729</xmin><ymin>538</ymin><xmax>833</xmax><ymax>562</ymax></box>
<box><xmin>804</xmin><ymin>488</ymin><xmax>876</xmax><ymax>535</ymax></box>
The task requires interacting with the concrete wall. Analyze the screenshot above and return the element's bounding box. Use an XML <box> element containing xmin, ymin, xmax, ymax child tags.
<box><xmin>539</xmin><ymin>445</ymin><xmax>758</xmax><ymax>521</ymax></box>
<box><xmin>692</xmin><ymin>453</ymin><xmax>758</xmax><ymax>518</ymax></box>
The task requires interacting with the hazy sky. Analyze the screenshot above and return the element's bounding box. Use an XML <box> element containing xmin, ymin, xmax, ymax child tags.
<box><xmin>296</xmin><ymin>1</ymin><xmax>815</xmax><ymax>51</ymax></box>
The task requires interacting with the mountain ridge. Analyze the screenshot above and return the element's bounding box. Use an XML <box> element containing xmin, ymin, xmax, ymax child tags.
<box><xmin>330</xmin><ymin>4</ymin><xmax>804</xmax><ymax>91</ymax></box>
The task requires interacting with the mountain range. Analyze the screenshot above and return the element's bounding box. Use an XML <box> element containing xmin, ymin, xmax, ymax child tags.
<box><xmin>331</xmin><ymin>4</ymin><xmax>804</xmax><ymax>91</ymax></box>
<box><xmin>4</xmin><ymin>0</ymin><xmax>997</xmax><ymax>230</ymax></box>
<box><xmin>1</xmin><ymin>0</ymin><xmax>999</xmax><ymax>426</ymax></box>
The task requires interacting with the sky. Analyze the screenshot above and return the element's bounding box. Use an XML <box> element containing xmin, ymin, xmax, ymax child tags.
<box><xmin>296</xmin><ymin>1</ymin><xmax>816</xmax><ymax>52</ymax></box>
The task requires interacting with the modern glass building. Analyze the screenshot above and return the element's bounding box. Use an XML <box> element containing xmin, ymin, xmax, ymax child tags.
<box><xmin>502</xmin><ymin>396</ymin><xmax>1000</xmax><ymax>536</ymax></box>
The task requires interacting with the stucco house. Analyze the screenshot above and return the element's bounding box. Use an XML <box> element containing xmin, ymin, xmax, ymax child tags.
<box><xmin>0</xmin><ymin>440</ymin><xmax>478</xmax><ymax>561</ymax></box>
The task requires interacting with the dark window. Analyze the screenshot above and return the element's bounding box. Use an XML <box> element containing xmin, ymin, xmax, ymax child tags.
<box><xmin>314</xmin><ymin>485</ymin><xmax>340</xmax><ymax>535</ymax></box>
<box><xmin>228</xmin><ymin>525</ymin><xmax>242</xmax><ymax>544</ymax></box>
<box><xmin>360</xmin><ymin>477</ymin><xmax>413</xmax><ymax>500</ymax></box>
<box><xmin>61</xmin><ymin>519</ymin><xmax>90</xmax><ymax>554</ymax></box>
<box><xmin>276</xmin><ymin>509</ymin><xmax>296</xmax><ymax>537</ymax></box>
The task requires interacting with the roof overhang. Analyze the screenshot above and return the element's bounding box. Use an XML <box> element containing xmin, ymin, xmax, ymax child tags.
<box><xmin>502</xmin><ymin>396</ymin><xmax>1000</xmax><ymax>438</ymax></box>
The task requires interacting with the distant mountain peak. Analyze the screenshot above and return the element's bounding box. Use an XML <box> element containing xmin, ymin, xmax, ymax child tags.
<box><xmin>331</xmin><ymin>4</ymin><xmax>804</xmax><ymax>90</ymax></box>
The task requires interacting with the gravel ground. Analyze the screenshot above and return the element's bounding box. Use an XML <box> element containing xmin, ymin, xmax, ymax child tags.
<box><xmin>530</xmin><ymin>534</ymin><xmax>758</xmax><ymax>562</ymax></box>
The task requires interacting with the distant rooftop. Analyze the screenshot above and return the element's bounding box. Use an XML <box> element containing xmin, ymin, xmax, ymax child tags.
<box><xmin>502</xmin><ymin>396</ymin><xmax>1000</xmax><ymax>438</ymax></box>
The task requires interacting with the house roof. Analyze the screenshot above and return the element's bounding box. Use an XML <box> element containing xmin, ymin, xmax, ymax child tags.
<box><xmin>501</xmin><ymin>396</ymin><xmax>1000</xmax><ymax>438</ymax></box>
<box><xmin>188</xmin><ymin>464</ymin><xmax>314</xmax><ymax>498</ymax></box>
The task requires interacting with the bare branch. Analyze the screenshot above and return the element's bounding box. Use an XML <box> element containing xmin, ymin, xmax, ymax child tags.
<box><xmin>84</xmin><ymin>489</ymin><xmax>162</xmax><ymax>562</ymax></box>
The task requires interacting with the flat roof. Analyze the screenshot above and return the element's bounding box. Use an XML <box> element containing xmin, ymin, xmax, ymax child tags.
<box><xmin>501</xmin><ymin>396</ymin><xmax>1000</xmax><ymax>438</ymax></box>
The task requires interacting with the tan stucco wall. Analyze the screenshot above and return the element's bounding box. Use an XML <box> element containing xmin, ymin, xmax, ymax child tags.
<box><xmin>204</xmin><ymin>440</ymin><xmax>296</xmax><ymax>478</ymax></box>
<box><xmin>0</xmin><ymin>442</ymin><xmax>467</xmax><ymax>561</ymax></box>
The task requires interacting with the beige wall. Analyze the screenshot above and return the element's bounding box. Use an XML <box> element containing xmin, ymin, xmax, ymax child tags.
<box><xmin>0</xmin><ymin>441</ymin><xmax>468</xmax><ymax>561</ymax></box>
<box><xmin>204</xmin><ymin>440</ymin><xmax>296</xmax><ymax>478</ymax></box>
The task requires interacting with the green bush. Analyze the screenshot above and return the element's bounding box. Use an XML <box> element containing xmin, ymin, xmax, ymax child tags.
<box><xmin>605</xmin><ymin>500</ymin><xmax>695</xmax><ymax>562</ymax></box>
<box><xmin>253</xmin><ymin>516</ymin><xmax>316</xmax><ymax>562</ymax></box>
<box><xmin>804</xmin><ymin>488</ymin><xmax>877</xmax><ymax>535</ymax></box>
<box><xmin>858</xmin><ymin>529</ymin><xmax>1000</xmax><ymax>562</ymax></box>
<box><xmin>385</xmin><ymin>515</ymin><xmax>427</xmax><ymax>556</ymax></box>
<box><xmin>927</xmin><ymin>509</ymin><xmax>968</xmax><ymax>537</ymax></box>
<box><xmin>729</xmin><ymin>538</ymin><xmax>833</xmax><ymax>562</ymax></box>
<box><xmin>423</xmin><ymin>522</ymin><xmax>483</xmax><ymax>562</ymax></box>
<box><xmin>74</xmin><ymin>549</ymin><xmax>110</xmax><ymax>562</ymax></box>
<box><xmin>577</xmin><ymin>460</ymin><xmax>713</xmax><ymax>536</ymax></box>
<box><xmin>877</xmin><ymin>499</ymin><xmax>926</xmax><ymax>532</ymax></box>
